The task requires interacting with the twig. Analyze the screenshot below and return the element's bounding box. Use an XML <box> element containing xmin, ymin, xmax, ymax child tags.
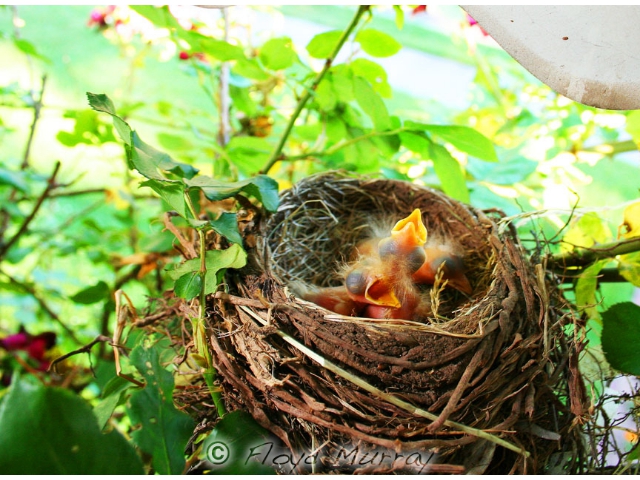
<box><xmin>0</xmin><ymin>161</ymin><xmax>61</xmax><ymax>259</ymax></box>
<box><xmin>259</xmin><ymin>6</ymin><xmax>370</xmax><ymax>174</ymax></box>
<box><xmin>0</xmin><ymin>269</ymin><xmax>83</xmax><ymax>346</ymax></box>
<box><xmin>238</xmin><ymin>305</ymin><xmax>531</xmax><ymax>459</ymax></box>
<box><xmin>163</xmin><ymin>212</ymin><xmax>198</xmax><ymax>259</ymax></box>
<box><xmin>48</xmin><ymin>335</ymin><xmax>112</xmax><ymax>373</ymax></box>
<box><xmin>217</xmin><ymin>6</ymin><xmax>231</xmax><ymax>149</ymax></box>
<box><xmin>21</xmin><ymin>75</ymin><xmax>47</xmax><ymax>169</ymax></box>
<box><xmin>548</xmin><ymin>236</ymin><xmax>640</xmax><ymax>269</ymax></box>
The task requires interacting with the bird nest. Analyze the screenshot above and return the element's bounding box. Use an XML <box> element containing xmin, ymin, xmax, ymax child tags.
<box><xmin>205</xmin><ymin>172</ymin><xmax>588</xmax><ymax>474</ymax></box>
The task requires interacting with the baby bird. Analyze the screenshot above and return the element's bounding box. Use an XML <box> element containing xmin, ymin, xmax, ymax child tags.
<box><xmin>412</xmin><ymin>242</ymin><xmax>473</xmax><ymax>294</ymax></box>
<box><xmin>294</xmin><ymin>283</ymin><xmax>364</xmax><ymax>316</ymax></box>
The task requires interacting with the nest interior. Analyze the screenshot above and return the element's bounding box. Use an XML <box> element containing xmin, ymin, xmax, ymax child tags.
<box><xmin>207</xmin><ymin>172</ymin><xmax>588</xmax><ymax>474</ymax></box>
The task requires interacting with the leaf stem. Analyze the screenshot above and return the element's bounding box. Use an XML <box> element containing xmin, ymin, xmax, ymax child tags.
<box><xmin>259</xmin><ymin>5</ymin><xmax>370</xmax><ymax>174</ymax></box>
<box><xmin>184</xmin><ymin>190</ymin><xmax>226</xmax><ymax>418</ymax></box>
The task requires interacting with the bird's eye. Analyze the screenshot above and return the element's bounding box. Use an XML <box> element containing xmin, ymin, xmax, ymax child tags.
<box><xmin>377</xmin><ymin>238</ymin><xmax>396</xmax><ymax>259</ymax></box>
<box><xmin>406</xmin><ymin>247</ymin><xmax>426</xmax><ymax>273</ymax></box>
<box><xmin>346</xmin><ymin>269</ymin><xmax>367</xmax><ymax>295</ymax></box>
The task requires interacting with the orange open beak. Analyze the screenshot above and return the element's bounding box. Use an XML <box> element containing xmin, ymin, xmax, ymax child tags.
<box><xmin>379</xmin><ymin>209</ymin><xmax>428</xmax><ymax>256</ymax></box>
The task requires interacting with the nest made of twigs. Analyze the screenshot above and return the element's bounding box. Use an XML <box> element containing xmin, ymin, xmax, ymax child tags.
<box><xmin>206</xmin><ymin>172</ymin><xmax>588</xmax><ymax>474</ymax></box>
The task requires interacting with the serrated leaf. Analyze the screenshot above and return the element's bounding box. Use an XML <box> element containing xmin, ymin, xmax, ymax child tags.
<box><xmin>430</xmin><ymin>143</ymin><xmax>469</xmax><ymax>203</ymax></box>
<box><xmin>202</xmin><ymin>410</ymin><xmax>277</xmax><ymax>474</ymax></box>
<box><xmin>168</xmin><ymin>244</ymin><xmax>247</xmax><ymax>295</ymax></box>
<box><xmin>353</xmin><ymin>77</ymin><xmax>390</xmax><ymax>131</ymax></box>
<box><xmin>306</xmin><ymin>30</ymin><xmax>343</xmax><ymax>59</ymax></box>
<box><xmin>0</xmin><ymin>376</ymin><xmax>143</xmax><ymax>474</ymax></box>
<box><xmin>174</xmin><ymin>271</ymin><xmax>202</xmax><ymax>300</ymax></box>
<box><xmin>575</xmin><ymin>260</ymin><xmax>607</xmax><ymax>321</ymax></box>
<box><xmin>260</xmin><ymin>37</ymin><xmax>296</xmax><ymax>70</ymax></box>
<box><xmin>210</xmin><ymin>213</ymin><xmax>243</xmax><ymax>245</ymax></box>
<box><xmin>230</xmin><ymin>86</ymin><xmax>257</xmax><ymax>117</ymax></box>
<box><xmin>70</xmin><ymin>281</ymin><xmax>110</xmax><ymax>305</ymax></box>
<box><xmin>197</xmin><ymin>36</ymin><xmax>245</xmax><ymax>61</ymax></box>
<box><xmin>602</xmin><ymin>302</ymin><xmax>640</xmax><ymax>376</ymax></box>
<box><xmin>185</xmin><ymin>175</ymin><xmax>279</xmax><ymax>212</ymax></box>
<box><xmin>87</xmin><ymin>92</ymin><xmax>132</xmax><ymax>145</ymax></box>
<box><xmin>127</xmin><ymin>342</ymin><xmax>195</xmax><ymax>475</ymax></box>
<box><xmin>133</xmin><ymin>133</ymin><xmax>198</xmax><ymax>179</ymax></box>
<box><xmin>355</xmin><ymin>29</ymin><xmax>402</xmax><ymax>58</ymax></box>
<box><xmin>406</xmin><ymin>121</ymin><xmax>498</xmax><ymax>162</ymax></box>
<box><xmin>140</xmin><ymin>179</ymin><xmax>187</xmax><ymax>218</ymax></box>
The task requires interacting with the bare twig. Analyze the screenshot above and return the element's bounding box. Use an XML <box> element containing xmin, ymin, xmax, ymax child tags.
<box><xmin>21</xmin><ymin>75</ymin><xmax>47</xmax><ymax>169</ymax></box>
<box><xmin>0</xmin><ymin>269</ymin><xmax>83</xmax><ymax>345</ymax></box>
<box><xmin>259</xmin><ymin>6</ymin><xmax>370</xmax><ymax>174</ymax></box>
<box><xmin>0</xmin><ymin>161</ymin><xmax>61</xmax><ymax>259</ymax></box>
<box><xmin>48</xmin><ymin>335</ymin><xmax>112</xmax><ymax>373</ymax></box>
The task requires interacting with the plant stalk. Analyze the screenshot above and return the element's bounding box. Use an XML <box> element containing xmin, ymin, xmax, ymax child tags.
<box><xmin>259</xmin><ymin>5</ymin><xmax>370</xmax><ymax>174</ymax></box>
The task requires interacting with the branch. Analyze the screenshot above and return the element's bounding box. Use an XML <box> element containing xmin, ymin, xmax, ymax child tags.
<box><xmin>548</xmin><ymin>236</ymin><xmax>640</xmax><ymax>269</ymax></box>
<box><xmin>0</xmin><ymin>161</ymin><xmax>61</xmax><ymax>259</ymax></box>
<box><xmin>0</xmin><ymin>269</ymin><xmax>83</xmax><ymax>346</ymax></box>
<box><xmin>21</xmin><ymin>75</ymin><xmax>47</xmax><ymax>169</ymax></box>
<box><xmin>49</xmin><ymin>335</ymin><xmax>112</xmax><ymax>373</ymax></box>
<box><xmin>259</xmin><ymin>5</ymin><xmax>370</xmax><ymax>174</ymax></box>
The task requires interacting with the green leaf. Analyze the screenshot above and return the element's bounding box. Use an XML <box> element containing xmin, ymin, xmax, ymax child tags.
<box><xmin>158</xmin><ymin>133</ymin><xmax>192</xmax><ymax>151</ymax></box>
<box><xmin>226</xmin><ymin>136</ymin><xmax>272</xmax><ymax>176</ymax></box>
<box><xmin>406</xmin><ymin>121</ymin><xmax>498</xmax><ymax>162</ymax></box>
<box><xmin>94</xmin><ymin>376</ymin><xmax>132</xmax><ymax>430</ymax></box>
<box><xmin>430</xmin><ymin>143</ymin><xmax>470</xmax><ymax>203</ymax></box>
<box><xmin>133</xmin><ymin>133</ymin><xmax>198</xmax><ymax>179</ymax></box>
<box><xmin>466</xmin><ymin>156</ymin><xmax>537</xmax><ymax>185</ymax></box>
<box><xmin>210</xmin><ymin>213</ymin><xmax>243</xmax><ymax>245</ymax></box>
<box><xmin>202</xmin><ymin>410</ymin><xmax>277</xmax><ymax>474</ymax></box>
<box><xmin>230</xmin><ymin>86</ymin><xmax>257</xmax><ymax>117</ymax></box>
<box><xmin>601</xmin><ymin>302</ymin><xmax>640</xmax><ymax>376</ymax></box>
<box><xmin>393</xmin><ymin>5</ymin><xmax>405</xmax><ymax>30</ymax></box>
<box><xmin>350</xmin><ymin>58</ymin><xmax>391</xmax><ymax>98</ymax></box>
<box><xmin>174</xmin><ymin>271</ymin><xmax>202</xmax><ymax>300</ymax></box>
<box><xmin>353</xmin><ymin>77</ymin><xmax>391</xmax><ymax>131</ymax></box>
<box><xmin>562</xmin><ymin>213</ymin><xmax>611</xmax><ymax>250</ymax></box>
<box><xmin>400</xmin><ymin>131</ymin><xmax>431</xmax><ymax>158</ymax></box>
<box><xmin>0</xmin><ymin>168</ymin><xmax>29</xmax><ymax>193</ymax></box>
<box><xmin>168</xmin><ymin>244</ymin><xmax>247</xmax><ymax>295</ymax></box>
<box><xmin>127</xmin><ymin>342</ymin><xmax>195</xmax><ymax>475</ymax></box>
<box><xmin>70</xmin><ymin>281</ymin><xmax>110</xmax><ymax>304</ymax></box>
<box><xmin>575</xmin><ymin>260</ymin><xmax>607</xmax><ymax>322</ymax></box>
<box><xmin>260</xmin><ymin>37</ymin><xmax>296</xmax><ymax>70</ymax></box>
<box><xmin>315</xmin><ymin>79</ymin><xmax>337</xmax><ymax>111</ymax></box>
<box><xmin>233</xmin><ymin>58</ymin><xmax>270</xmax><ymax>81</ymax></box>
<box><xmin>87</xmin><ymin>92</ymin><xmax>132</xmax><ymax>145</ymax></box>
<box><xmin>13</xmin><ymin>38</ymin><xmax>50</xmax><ymax>63</ymax></box>
<box><xmin>306</xmin><ymin>30</ymin><xmax>343</xmax><ymax>59</ymax></box>
<box><xmin>141</xmin><ymin>179</ymin><xmax>187</xmax><ymax>218</ymax></box>
<box><xmin>185</xmin><ymin>175</ymin><xmax>279</xmax><ymax>212</ymax></box>
<box><xmin>0</xmin><ymin>376</ymin><xmax>144</xmax><ymax>474</ymax></box>
<box><xmin>619</xmin><ymin>251</ymin><xmax>640</xmax><ymax>287</ymax></box>
<box><xmin>355</xmin><ymin>29</ymin><xmax>402</xmax><ymax>57</ymax></box>
<box><xmin>197</xmin><ymin>36</ymin><xmax>245</xmax><ymax>61</ymax></box>
<box><xmin>130</xmin><ymin>5</ymin><xmax>182</xmax><ymax>30</ymax></box>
